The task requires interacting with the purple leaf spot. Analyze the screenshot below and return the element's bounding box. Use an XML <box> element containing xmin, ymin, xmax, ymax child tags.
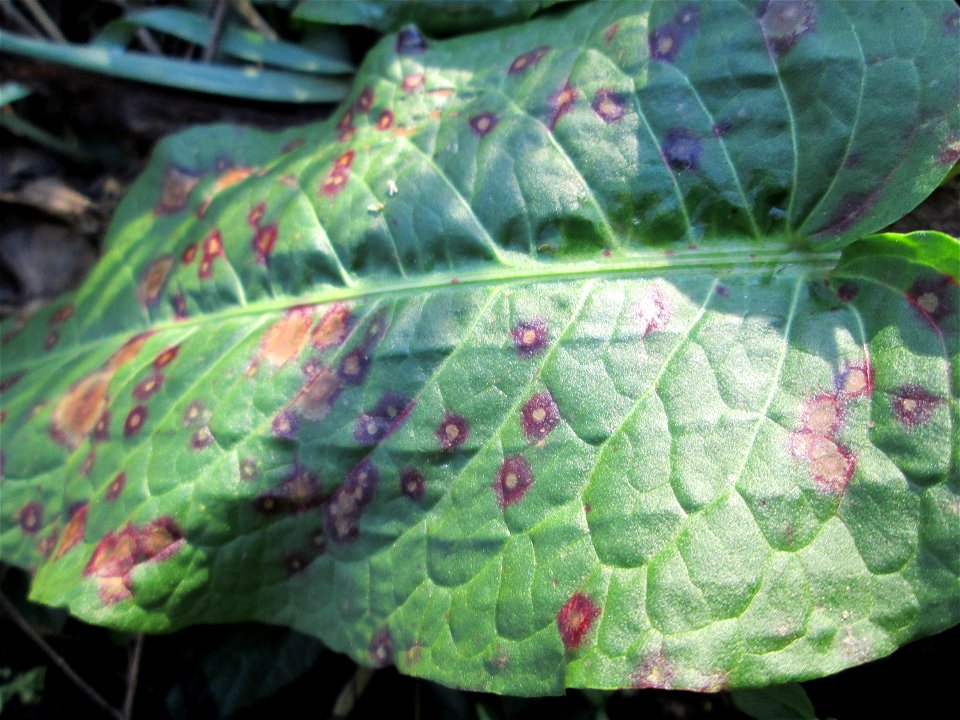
<box><xmin>556</xmin><ymin>592</ymin><xmax>600</xmax><ymax>650</ymax></box>
<box><xmin>592</xmin><ymin>88</ymin><xmax>627</xmax><ymax>124</ymax></box>
<box><xmin>662</xmin><ymin>127</ymin><xmax>702</xmax><ymax>171</ymax></box>
<box><xmin>508</xmin><ymin>45</ymin><xmax>550</xmax><ymax>75</ymax></box>
<box><xmin>436</xmin><ymin>412</ymin><xmax>469</xmax><ymax>451</ymax></box>
<box><xmin>511</xmin><ymin>318</ymin><xmax>549</xmax><ymax>357</ymax></box>
<box><xmin>469</xmin><ymin>112</ymin><xmax>499</xmax><ymax>138</ymax></box>
<box><xmin>494</xmin><ymin>455</ymin><xmax>533</xmax><ymax>509</ymax></box>
<box><xmin>521</xmin><ymin>391</ymin><xmax>560</xmax><ymax>443</ymax></box>
<box><xmin>890</xmin><ymin>385</ymin><xmax>943</xmax><ymax>429</ymax></box>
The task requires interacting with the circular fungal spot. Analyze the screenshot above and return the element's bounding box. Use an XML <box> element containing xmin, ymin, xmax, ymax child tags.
<box><xmin>835</xmin><ymin>361</ymin><xmax>872</xmax><ymax>399</ymax></box>
<box><xmin>191</xmin><ymin>425</ymin><xmax>214</xmax><ymax>450</ymax></box>
<box><xmin>521</xmin><ymin>390</ymin><xmax>560</xmax><ymax>443</ymax></box>
<box><xmin>153</xmin><ymin>345</ymin><xmax>181</xmax><ymax>369</ymax></box>
<box><xmin>556</xmin><ymin>592</ymin><xmax>600</xmax><ymax>650</ymax></box>
<box><xmin>50</xmin><ymin>304</ymin><xmax>74</xmax><ymax>325</ymax></box>
<box><xmin>511</xmin><ymin>318</ymin><xmax>549</xmax><ymax>357</ymax></box>
<box><xmin>631</xmin><ymin>652</ymin><xmax>676</xmax><ymax>690</ymax></box>
<box><xmin>247</xmin><ymin>201</ymin><xmax>266</xmax><ymax>227</ymax></box>
<box><xmin>354</xmin><ymin>413</ymin><xmax>389</xmax><ymax>445</ymax></box>
<box><xmin>204</xmin><ymin>229</ymin><xmax>223</xmax><ymax>257</ymax></box>
<box><xmin>508</xmin><ymin>45</ymin><xmax>550</xmax><ymax>75</ymax></box>
<box><xmin>401</xmin><ymin>74</ymin><xmax>425</xmax><ymax>93</ymax></box>
<box><xmin>797</xmin><ymin>392</ymin><xmax>843</xmax><ymax>435</ymax></box>
<box><xmin>649</xmin><ymin>23</ymin><xmax>683</xmax><ymax>62</ymax></box>
<box><xmin>0</xmin><ymin>371</ymin><xmax>25</xmax><ymax>392</ymax></box>
<box><xmin>908</xmin><ymin>275</ymin><xmax>955</xmax><ymax>323</ymax></box>
<box><xmin>181</xmin><ymin>243</ymin><xmax>197</xmax><ymax>264</ymax></box>
<box><xmin>44</xmin><ymin>330</ymin><xmax>59</xmax><ymax>351</ymax></box>
<box><xmin>759</xmin><ymin>0</ymin><xmax>817</xmax><ymax>56</ymax></box>
<box><xmin>124</xmin><ymin>405</ymin><xmax>148</xmax><ymax>437</ymax></box>
<box><xmin>790</xmin><ymin>430</ymin><xmax>855</xmax><ymax>494</ymax></box>
<box><xmin>338</xmin><ymin>348</ymin><xmax>371</xmax><ymax>385</ymax></box>
<box><xmin>18</xmin><ymin>502</ymin><xmax>43</xmax><ymax>534</ymax></box>
<box><xmin>837</xmin><ymin>282</ymin><xmax>859</xmax><ymax>302</ymax></box>
<box><xmin>312</xmin><ymin>303</ymin><xmax>352</xmax><ymax>349</ymax></box>
<box><xmin>469</xmin><ymin>112</ymin><xmax>499</xmax><ymax>138</ymax></box>
<box><xmin>252</xmin><ymin>223</ymin><xmax>278</xmax><ymax>263</ymax></box>
<box><xmin>295</xmin><ymin>366</ymin><xmax>342</xmax><ymax>421</ymax></box>
<box><xmin>369</xmin><ymin>628</ymin><xmax>394</xmax><ymax>667</ymax></box>
<box><xmin>400</xmin><ymin>467</ymin><xmax>425</xmax><ymax>501</ymax></box>
<box><xmin>182</xmin><ymin>400</ymin><xmax>205</xmax><ymax>427</ymax></box>
<box><xmin>662</xmin><ymin>127</ymin><xmax>702</xmax><ymax>171</ymax></box>
<box><xmin>198</xmin><ymin>258</ymin><xmax>213</xmax><ymax>279</ymax></box>
<box><xmin>376</xmin><ymin>110</ymin><xmax>394</xmax><ymax>130</ymax></box>
<box><xmin>106</xmin><ymin>472</ymin><xmax>126</xmax><ymax>501</ymax></box>
<box><xmin>92</xmin><ymin>410</ymin><xmax>110</xmax><ymax>442</ymax></box>
<box><xmin>396</xmin><ymin>26</ymin><xmax>427</xmax><ymax>55</ymax></box>
<box><xmin>436</xmin><ymin>412</ymin><xmax>469</xmax><ymax>451</ymax></box>
<box><xmin>138</xmin><ymin>256</ymin><xmax>173</xmax><ymax>305</ymax></box>
<box><xmin>355</xmin><ymin>87</ymin><xmax>374</xmax><ymax>112</ymax></box>
<box><xmin>592</xmin><ymin>88</ymin><xmax>627</xmax><ymax>124</ymax></box>
<box><xmin>271</xmin><ymin>409</ymin><xmax>299</xmax><ymax>440</ymax></box>
<box><xmin>170</xmin><ymin>292</ymin><xmax>188</xmax><ymax>319</ymax></box>
<box><xmin>890</xmin><ymin>385</ymin><xmax>943</xmax><ymax>429</ymax></box>
<box><xmin>80</xmin><ymin>451</ymin><xmax>96</xmax><ymax>476</ymax></box>
<box><xmin>548</xmin><ymin>82</ymin><xmax>579</xmax><ymax>130</ymax></box>
<box><xmin>494</xmin><ymin>455</ymin><xmax>533</xmax><ymax>509</ymax></box>
<box><xmin>155</xmin><ymin>165</ymin><xmax>200</xmax><ymax>214</ymax></box>
<box><xmin>133</xmin><ymin>373</ymin><xmax>164</xmax><ymax>400</ymax></box>
<box><xmin>239</xmin><ymin>457</ymin><xmax>260</xmax><ymax>481</ymax></box>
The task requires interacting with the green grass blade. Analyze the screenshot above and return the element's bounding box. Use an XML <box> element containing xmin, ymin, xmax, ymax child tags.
<box><xmin>0</xmin><ymin>32</ymin><xmax>349</xmax><ymax>103</ymax></box>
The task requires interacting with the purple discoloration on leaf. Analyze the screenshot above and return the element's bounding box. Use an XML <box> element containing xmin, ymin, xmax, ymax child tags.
<box><xmin>182</xmin><ymin>400</ymin><xmax>205</xmax><ymax>427</ymax></box>
<box><xmin>592</xmin><ymin>89</ymin><xmax>627</xmax><ymax>124</ymax></box>
<box><xmin>437</xmin><ymin>412</ymin><xmax>469</xmax><ymax>451</ymax></box>
<box><xmin>44</xmin><ymin>331</ymin><xmax>59</xmax><ymax>351</ymax></box>
<box><xmin>649</xmin><ymin>23</ymin><xmax>684</xmax><ymax>62</ymax></box>
<box><xmin>797</xmin><ymin>392</ymin><xmax>844</xmax><ymax>435</ymax></box>
<box><xmin>355</xmin><ymin>87</ymin><xmax>374</xmax><ymax>113</ymax></box>
<box><xmin>153</xmin><ymin>345</ymin><xmax>180</xmax><ymax>369</ymax></box>
<box><xmin>155</xmin><ymin>165</ymin><xmax>200</xmax><ymax>215</ymax></box>
<box><xmin>239</xmin><ymin>457</ymin><xmax>259</xmax><ymax>481</ymax></box>
<box><xmin>556</xmin><ymin>592</ymin><xmax>600</xmax><ymax>649</ymax></box>
<box><xmin>469</xmin><ymin>112</ymin><xmax>499</xmax><ymax>138</ymax></box>
<box><xmin>294</xmin><ymin>366</ymin><xmax>342</xmax><ymax>421</ymax></box>
<box><xmin>521</xmin><ymin>390</ymin><xmax>560</xmax><ymax>443</ymax></box>
<box><xmin>376</xmin><ymin>110</ymin><xmax>394</xmax><ymax>130</ymax></box>
<box><xmin>508</xmin><ymin>45</ymin><xmax>550</xmax><ymax>74</ymax></box>
<box><xmin>106</xmin><ymin>472</ymin><xmax>126</xmax><ymax>501</ymax></box>
<box><xmin>759</xmin><ymin>0</ymin><xmax>818</xmax><ymax>56</ymax></box>
<box><xmin>324</xmin><ymin>459</ymin><xmax>379</xmax><ymax>543</ymax></box>
<box><xmin>789</xmin><ymin>430</ymin><xmax>855</xmax><ymax>495</ymax></box>
<box><xmin>630</xmin><ymin>652</ymin><xmax>676</xmax><ymax>690</ymax></box>
<box><xmin>369</xmin><ymin>627</ymin><xmax>394</xmax><ymax>667</ymax></box>
<box><xmin>253</xmin><ymin>224</ymin><xmax>278</xmax><ymax>264</ymax></box>
<box><xmin>908</xmin><ymin>275</ymin><xmax>956</xmax><ymax>323</ymax></box>
<box><xmin>191</xmin><ymin>425</ymin><xmax>214</xmax><ymax>450</ymax></box>
<box><xmin>354</xmin><ymin>413</ymin><xmax>390</xmax><ymax>445</ymax></box>
<box><xmin>835</xmin><ymin>361</ymin><xmax>873</xmax><ymax>399</ymax></box>
<box><xmin>662</xmin><ymin>127</ymin><xmax>703</xmax><ymax>171</ymax></box>
<box><xmin>133</xmin><ymin>373</ymin><xmax>164</xmax><ymax>400</ymax></box>
<box><xmin>138</xmin><ymin>256</ymin><xmax>173</xmax><ymax>306</ymax></box>
<box><xmin>339</xmin><ymin>348</ymin><xmax>371</xmax><ymax>385</ymax></box>
<box><xmin>400</xmin><ymin>467</ymin><xmax>425</xmax><ymax>500</ymax></box>
<box><xmin>890</xmin><ymin>385</ymin><xmax>943</xmax><ymax>429</ymax></box>
<box><xmin>548</xmin><ymin>82</ymin><xmax>579</xmax><ymax>130</ymax></box>
<box><xmin>494</xmin><ymin>455</ymin><xmax>533</xmax><ymax>509</ymax></box>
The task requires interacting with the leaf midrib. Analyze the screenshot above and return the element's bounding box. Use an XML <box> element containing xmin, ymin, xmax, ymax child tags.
<box><xmin>0</xmin><ymin>244</ymin><xmax>841</xmax><ymax>377</ymax></box>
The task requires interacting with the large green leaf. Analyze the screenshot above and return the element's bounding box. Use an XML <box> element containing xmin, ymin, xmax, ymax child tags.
<box><xmin>1</xmin><ymin>0</ymin><xmax>958</xmax><ymax>697</ymax></box>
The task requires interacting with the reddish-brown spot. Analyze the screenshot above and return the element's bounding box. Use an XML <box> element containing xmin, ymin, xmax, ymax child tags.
<box><xmin>436</xmin><ymin>412</ymin><xmax>469</xmax><ymax>451</ymax></box>
<box><xmin>548</xmin><ymin>82</ymin><xmax>579</xmax><ymax>130</ymax></box>
<box><xmin>124</xmin><ymin>405</ymin><xmax>148</xmax><ymax>437</ymax></box>
<box><xmin>44</xmin><ymin>330</ymin><xmax>60</xmax><ymax>351</ymax></box>
<box><xmin>592</xmin><ymin>88</ymin><xmax>627</xmax><ymax>124</ymax></box>
<box><xmin>0</xmin><ymin>371</ymin><xmax>25</xmax><ymax>392</ymax></box>
<box><xmin>789</xmin><ymin>431</ymin><xmax>855</xmax><ymax>494</ymax></box>
<box><xmin>239</xmin><ymin>457</ymin><xmax>260</xmax><ymax>481</ymax></box>
<box><xmin>312</xmin><ymin>303</ymin><xmax>352</xmax><ymax>349</ymax></box>
<box><xmin>182</xmin><ymin>400</ymin><xmax>206</xmax><ymax>427</ymax></box>
<box><xmin>630</xmin><ymin>652</ymin><xmax>676</xmax><ymax>690</ymax></box>
<box><xmin>50</xmin><ymin>371</ymin><xmax>112</xmax><ymax>448</ymax></box>
<box><xmin>835</xmin><ymin>361</ymin><xmax>872</xmax><ymax>399</ymax></box>
<box><xmin>522</xmin><ymin>390</ymin><xmax>560</xmax><ymax>443</ymax></box>
<box><xmin>494</xmin><ymin>455</ymin><xmax>533</xmax><ymax>509</ymax></box>
<box><xmin>252</xmin><ymin>223</ymin><xmax>278</xmax><ymax>263</ymax></box>
<box><xmin>604</xmin><ymin>23</ymin><xmax>619</xmax><ymax>43</ymax></box>
<box><xmin>248</xmin><ymin>201</ymin><xmax>266</xmax><ymax>228</ymax></box>
<box><xmin>256</xmin><ymin>307</ymin><xmax>314</xmax><ymax>368</ymax></box>
<box><xmin>139</xmin><ymin>256</ymin><xmax>174</xmax><ymax>306</ymax></box>
<box><xmin>153</xmin><ymin>345</ymin><xmax>180</xmax><ymax>370</ymax></box>
<box><xmin>54</xmin><ymin>502</ymin><xmax>88</xmax><ymax>560</ymax></box>
<box><xmin>400</xmin><ymin>467</ymin><xmax>425</xmax><ymax>500</ymax></box>
<box><xmin>50</xmin><ymin>304</ymin><xmax>74</xmax><ymax>325</ymax></box>
<box><xmin>156</xmin><ymin>166</ymin><xmax>200</xmax><ymax>214</ymax></box>
<box><xmin>18</xmin><ymin>502</ymin><xmax>43</xmax><ymax>534</ymax></box>
<box><xmin>396</xmin><ymin>26</ymin><xmax>427</xmax><ymax>54</ymax></box>
<box><xmin>759</xmin><ymin>0</ymin><xmax>818</xmax><ymax>56</ymax></box>
<box><xmin>38</xmin><ymin>529</ymin><xmax>58</xmax><ymax>557</ymax></box>
<box><xmin>338</xmin><ymin>348</ymin><xmax>371</xmax><ymax>385</ymax></box>
<box><xmin>133</xmin><ymin>373</ymin><xmax>164</xmax><ymax>400</ymax></box>
<box><xmin>401</xmin><ymin>74</ymin><xmax>425</xmax><ymax>93</ymax></box>
<box><xmin>797</xmin><ymin>392</ymin><xmax>843</xmax><ymax>435</ymax></box>
<box><xmin>837</xmin><ymin>282</ymin><xmax>859</xmax><ymax>302</ymax></box>
<box><xmin>508</xmin><ymin>45</ymin><xmax>550</xmax><ymax>75</ymax></box>
<box><xmin>376</xmin><ymin>110</ymin><xmax>394</xmax><ymax>130</ymax></box>
<box><xmin>337</xmin><ymin>110</ymin><xmax>354</xmax><ymax>130</ymax></box>
<box><xmin>80</xmin><ymin>451</ymin><xmax>96</xmax><ymax>476</ymax></box>
<box><xmin>0</xmin><ymin>410</ymin><xmax>6</xmax><ymax>424</ymax></box>
<box><xmin>636</xmin><ymin>284</ymin><xmax>673</xmax><ymax>336</ymax></box>
<box><xmin>282</xmin><ymin>138</ymin><xmax>306</xmax><ymax>153</ymax></box>
<box><xmin>356</xmin><ymin>87</ymin><xmax>374</xmax><ymax>112</ymax></box>
<box><xmin>106</xmin><ymin>332</ymin><xmax>152</xmax><ymax>372</ymax></box>
<box><xmin>272</xmin><ymin>409</ymin><xmax>299</xmax><ymax>440</ymax></box>
<box><xmin>469</xmin><ymin>112</ymin><xmax>499</xmax><ymax>138</ymax></box>
<box><xmin>556</xmin><ymin>592</ymin><xmax>600</xmax><ymax>650</ymax></box>
<box><xmin>171</xmin><ymin>292</ymin><xmax>188</xmax><ymax>319</ymax></box>
<box><xmin>191</xmin><ymin>425</ymin><xmax>214</xmax><ymax>450</ymax></box>
<box><xmin>908</xmin><ymin>275</ymin><xmax>955</xmax><ymax>324</ymax></box>
<box><xmin>354</xmin><ymin>392</ymin><xmax>414</xmax><ymax>445</ymax></box>
<box><xmin>294</xmin><ymin>366</ymin><xmax>342</xmax><ymax>421</ymax></box>
<box><xmin>890</xmin><ymin>385</ymin><xmax>943</xmax><ymax>429</ymax></box>
<box><xmin>320</xmin><ymin>151</ymin><xmax>355</xmax><ymax>198</ymax></box>
<box><xmin>181</xmin><ymin>243</ymin><xmax>197</xmax><ymax>265</ymax></box>
<box><xmin>511</xmin><ymin>318</ymin><xmax>549</xmax><ymax>357</ymax></box>
<box><xmin>369</xmin><ymin>627</ymin><xmax>394</xmax><ymax>667</ymax></box>
<box><xmin>84</xmin><ymin>517</ymin><xmax>184</xmax><ymax>603</ymax></box>
<box><xmin>106</xmin><ymin>472</ymin><xmax>126</xmax><ymax>501</ymax></box>
<box><xmin>256</xmin><ymin>463</ymin><xmax>324</xmax><ymax>515</ymax></box>
<box><xmin>93</xmin><ymin>410</ymin><xmax>110</xmax><ymax>442</ymax></box>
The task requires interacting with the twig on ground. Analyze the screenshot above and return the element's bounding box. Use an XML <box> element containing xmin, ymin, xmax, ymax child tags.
<box><xmin>231</xmin><ymin>0</ymin><xmax>277</xmax><ymax>40</ymax></box>
<box><xmin>19</xmin><ymin>0</ymin><xmax>67</xmax><ymax>42</ymax></box>
<box><xmin>0</xmin><ymin>591</ymin><xmax>126</xmax><ymax>720</ymax></box>
<box><xmin>123</xmin><ymin>634</ymin><xmax>144</xmax><ymax>720</ymax></box>
<box><xmin>1</xmin><ymin>0</ymin><xmax>44</xmax><ymax>38</ymax></box>
<box><xmin>202</xmin><ymin>0</ymin><xmax>228</xmax><ymax>64</ymax></box>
